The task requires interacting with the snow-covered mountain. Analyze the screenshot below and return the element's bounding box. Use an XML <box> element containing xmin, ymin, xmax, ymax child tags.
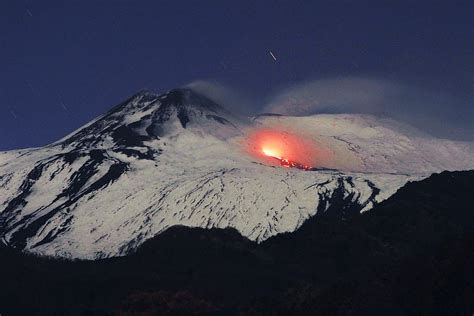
<box><xmin>1</xmin><ymin>88</ymin><xmax>473</xmax><ymax>259</ymax></box>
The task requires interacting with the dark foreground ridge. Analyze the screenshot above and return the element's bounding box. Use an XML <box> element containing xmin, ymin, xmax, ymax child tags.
<box><xmin>0</xmin><ymin>170</ymin><xmax>473</xmax><ymax>315</ymax></box>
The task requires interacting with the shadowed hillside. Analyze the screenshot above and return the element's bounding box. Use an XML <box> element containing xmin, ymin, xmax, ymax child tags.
<box><xmin>0</xmin><ymin>170</ymin><xmax>472</xmax><ymax>315</ymax></box>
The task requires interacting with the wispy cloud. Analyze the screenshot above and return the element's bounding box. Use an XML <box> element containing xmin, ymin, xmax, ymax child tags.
<box><xmin>264</xmin><ymin>77</ymin><xmax>473</xmax><ymax>141</ymax></box>
<box><xmin>185</xmin><ymin>80</ymin><xmax>257</xmax><ymax>116</ymax></box>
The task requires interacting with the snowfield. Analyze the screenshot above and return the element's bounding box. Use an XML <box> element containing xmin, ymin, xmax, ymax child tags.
<box><xmin>1</xmin><ymin>88</ymin><xmax>473</xmax><ymax>259</ymax></box>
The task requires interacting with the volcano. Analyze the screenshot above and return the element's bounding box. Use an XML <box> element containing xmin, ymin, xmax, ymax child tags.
<box><xmin>0</xmin><ymin>88</ymin><xmax>473</xmax><ymax>259</ymax></box>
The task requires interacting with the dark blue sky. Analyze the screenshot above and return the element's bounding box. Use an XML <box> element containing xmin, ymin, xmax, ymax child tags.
<box><xmin>1</xmin><ymin>0</ymin><xmax>472</xmax><ymax>150</ymax></box>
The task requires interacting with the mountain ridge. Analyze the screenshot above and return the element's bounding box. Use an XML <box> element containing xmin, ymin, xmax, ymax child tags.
<box><xmin>0</xmin><ymin>88</ymin><xmax>473</xmax><ymax>258</ymax></box>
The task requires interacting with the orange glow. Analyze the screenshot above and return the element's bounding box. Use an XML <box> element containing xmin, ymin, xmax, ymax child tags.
<box><xmin>245</xmin><ymin>128</ymin><xmax>326</xmax><ymax>170</ymax></box>
<box><xmin>262</xmin><ymin>147</ymin><xmax>282</xmax><ymax>159</ymax></box>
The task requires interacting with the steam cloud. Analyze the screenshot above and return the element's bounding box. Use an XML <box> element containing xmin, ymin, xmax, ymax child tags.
<box><xmin>185</xmin><ymin>80</ymin><xmax>257</xmax><ymax>116</ymax></box>
<box><xmin>263</xmin><ymin>77</ymin><xmax>473</xmax><ymax>141</ymax></box>
<box><xmin>186</xmin><ymin>78</ymin><xmax>473</xmax><ymax>141</ymax></box>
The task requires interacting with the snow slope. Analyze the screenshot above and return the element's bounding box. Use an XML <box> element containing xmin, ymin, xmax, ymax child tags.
<box><xmin>0</xmin><ymin>88</ymin><xmax>473</xmax><ymax>259</ymax></box>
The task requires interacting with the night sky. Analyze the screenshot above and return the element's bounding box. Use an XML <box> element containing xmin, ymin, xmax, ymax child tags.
<box><xmin>1</xmin><ymin>0</ymin><xmax>472</xmax><ymax>150</ymax></box>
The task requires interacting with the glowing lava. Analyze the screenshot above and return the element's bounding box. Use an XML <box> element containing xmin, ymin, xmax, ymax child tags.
<box><xmin>261</xmin><ymin>146</ymin><xmax>304</xmax><ymax>168</ymax></box>
<box><xmin>262</xmin><ymin>147</ymin><xmax>282</xmax><ymax>159</ymax></box>
<box><xmin>246</xmin><ymin>128</ymin><xmax>320</xmax><ymax>170</ymax></box>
